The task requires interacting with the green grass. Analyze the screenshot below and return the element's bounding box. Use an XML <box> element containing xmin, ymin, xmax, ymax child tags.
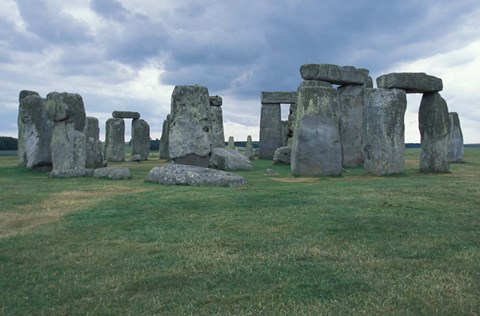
<box><xmin>0</xmin><ymin>149</ymin><xmax>479</xmax><ymax>315</ymax></box>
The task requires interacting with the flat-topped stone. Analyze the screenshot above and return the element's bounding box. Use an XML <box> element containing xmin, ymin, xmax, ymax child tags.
<box><xmin>376</xmin><ymin>72</ymin><xmax>443</xmax><ymax>93</ymax></box>
<box><xmin>300</xmin><ymin>64</ymin><xmax>369</xmax><ymax>85</ymax></box>
<box><xmin>112</xmin><ymin>111</ymin><xmax>140</xmax><ymax>119</ymax></box>
<box><xmin>209</xmin><ymin>148</ymin><xmax>254</xmax><ymax>171</ymax></box>
<box><xmin>261</xmin><ymin>91</ymin><xmax>297</xmax><ymax>104</ymax></box>
<box><xmin>209</xmin><ymin>95</ymin><xmax>223</xmax><ymax>106</ymax></box>
<box><xmin>93</xmin><ymin>167</ymin><xmax>132</xmax><ymax>180</ymax></box>
<box><xmin>146</xmin><ymin>164</ymin><xmax>246</xmax><ymax>187</ymax></box>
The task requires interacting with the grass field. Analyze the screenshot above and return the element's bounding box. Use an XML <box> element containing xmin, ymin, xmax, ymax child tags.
<box><xmin>1</xmin><ymin>149</ymin><xmax>479</xmax><ymax>315</ymax></box>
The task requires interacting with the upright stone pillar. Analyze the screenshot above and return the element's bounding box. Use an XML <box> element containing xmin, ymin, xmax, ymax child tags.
<box><xmin>244</xmin><ymin>135</ymin><xmax>254</xmax><ymax>160</ymax></box>
<box><xmin>210</xmin><ymin>96</ymin><xmax>225</xmax><ymax>149</ymax></box>
<box><xmin>131</xmin><ymin>118</ymin><xmax>150</xmax><ymax>160</ymax></box>
<box><xmin>338</xmin><ymin>85</ymin><xmax>365</xmax><ymax>167</ymax></box>
<box><xmin>159</xmin><ymin>114</ymin><xmax>170</xmax><ymax>159</ymax></box>
<box><xmin>419</xmin><ymin>92</ymin><xmax>450</xmax><ymax>172</ymax></box>
<box><xmin>104</xmin><ymin>118</ymin><xmax>125</xmax><ymax>162</ymax></box>
<box><xmin>363</xmin><ymin>88</ymin><xmax>407</xmax><ymax>175</ymax></box>
<box><xmin>447</xmin><ymin>112</ymin><xmax>464</xmax><ymax>163</ymax></box>
<box><xmin>17</xmin><ymin>90</ymin><xmax>53</xmax><ymax>169</ymax></box>
<box><xmin>291</xmin><ymin>82</ymin><xmax>342</xmax><ymax>176</ymax></box>
<box><xmin>169</xmin><ymin>85</ymin><xmax>212</xmax><ymax>167</ymax></box>
<box><xmin>259</xmin><ymin>103</ymin><xmax>282</xmax><ymax>159</ymax></box>
<box><xmin>84</xmin><ymin>117</ymin><xmax>103</xmax><ymax>168</ymax></box>
<box><xmin>46</xmin><ymin>92</ymin><xmax>87</xmax><ymax>177</ymax></box>
<box><xmin>227</xmin><ymin>136</ymin><xmax>235</xmax><ymax>149</ymax></box>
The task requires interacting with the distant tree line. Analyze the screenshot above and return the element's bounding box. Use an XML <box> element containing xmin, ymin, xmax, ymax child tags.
<box><xmin>0</xmin><ymin>137</ymin><xmax>18</xmax><ymax>150</ymax></box>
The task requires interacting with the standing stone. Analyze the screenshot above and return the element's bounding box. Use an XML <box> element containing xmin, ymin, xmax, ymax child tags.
<box><xmin>46</xmin><ymin>92</ymin><xmax>86</xmax><ymax>177</ymax></box>
<box><xmin>159</xmin><ymin>114</ymin><xmax>170</xmax><ymax>159</ymax></box>
<box><xmin>338</xmin><ymin>85</ymin><xmax>365</xmax><ymax>167</ymax></box>
<box><xmin>419</xmin><ymin>92</ymin><xmax>450</xmax><ymax>172</ymax></box>
<box><xmin>104</xmin><ymin>118</ymin><xmax>125</xmax><ymax>162</ymax></box>
<box><xmin>281</xmin><ymin>120</ymin><xmax>289</xmax><ymax>147</ymax></box>
<box><xmin>363</xmin><ymin>88</ymin><xmax>407</xmax><ymax>175</ymax></box>
<box><xmin>287</xmin><ymin>103</ymin><xmax>297</xmax><ymax>146</ymax></box>
<box><xmin>131</xmin><ymin>119</ymin><xmax>150</xmax><ymax>160</ymax></box>
<box><xmin>210</xmin><ymin>97</ymin><xmax>225</xmax><ymax>149</ymax></box>
<box><xmin>291</xmin><ymin>83</ymin><xmax>342</xmax><ymax>176</ymax></box>
<box><xmin>259</xmin><ymin>103</ymin><xmax>282</xmax><ymax>159</ymax></box>
<box><xmin>84</xmin><ymin>117</ymin><xmax>103</xmax><ymax>168</ymax></box>
<box><xmin>227</xmin><ymin>136</ymin><xmax>235</xmax><ymax>149</ymax></box>
<box><xmin>169</xmin><ymin>85</ymin><xmax>212</xmax><ymax>167</ymax></box>
<box><xmin>448</xmin><ymin>112</ymin><xmax>464</xmax><ymax>163</ymax></box>
<box><xmin>244</xmin><ymin>135</ymin><xmax>254</xmax><ymax>160</ymax></box>
<box><xmin>17</xmin><ymin>91</ymin><xmax>53</xmax><ymax>169</ymax></box>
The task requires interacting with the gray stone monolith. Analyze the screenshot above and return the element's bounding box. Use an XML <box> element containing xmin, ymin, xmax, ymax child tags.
<box><xmin>377</xmin><ymin>73</ymin><xmax>443</xmax><ymax>93</ymax></box>
<box><xmin>93</xmin><ymin>167</ymin><xmax>132</xmax><ymax>180</ymax></box>
<box><xmin>448</xmin><ymin>112</ymin><xmax>464</xmax><ymax>163</ymax></box>
<box><xmin>209</xmin><ymin>148</ymin><xmax>254</xmax><ymax>171</ymax></box>
<box><xmin>131</xmin><ymin>118</ymin><xmax>150</xmax><ymax>161</ymax></box>
<box><xmin>363</xmin><ymin>88</ymin><xmax>407</xmax><ymax>175</ymax></box>
<box><xmin>338</xmin><ymin>85</ymin><xmax>365</xmax><ymax>167</ymax></box>
<box><xmin>244</xmin><ymin>135</ymin><xmax>254</xmax><ymax>160</ymax></box>
<box><xmin>84</xmin><ymin>117</ymin><xmax>103</xmax><ymax>168</ymax></box>
<box><xmin>227</xmin><ymin>136</ymin><xmax>235</xmax><ymax>149</ymax></box>
<box><xmin>210</xmin><ymin>97</ymin><xmax>225</xmax><ymax>149</ymax></box>
<box><xmin>419</xmin><ymin>92</ymin><xmax>450</xmax><ymax>172</ymax></box>
<box><xmin>291</xmin><ymin>83</ymin><xmax>342</xmax><ymax>176</ymax></box>
<box><xmin>259</xmin><ymin>103</ymin><xmax>282</xmax><ymax>159</ymax></box>
<box><xmin>17</xmin><ymin>91</ymin><xmax>53</xmax><ymax>169</ymax></box>
<box><xmin>104</xmin><ymin>118</ymin><xmax>125</xmax><ymax>162</ymax></box>
<box><xmin>169</xmin><ymin>85</ymin><xmax>212</xmax><ymax>167</ymax></box>
<box><xmin>112</xmin><ymin>111</ymin><xmax>140</xmax><ymax>119</ymax></box>
<box><xmin>159</xmin><ymin>114</ymin><xmax>170</xmax><ymax>159</ymax></box>
<box><xmin>300</xmin><ymin>64</ymin><xmax>369</xmax><ymax>85</ymax></box>
<box><xmin>46</xmin><ymin>92</ymin><xmax>87</xmax><ymax>177</ymax></box>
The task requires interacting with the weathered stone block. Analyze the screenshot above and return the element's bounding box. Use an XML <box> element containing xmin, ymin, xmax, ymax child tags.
<box><xmin>448</xmin><ymin>112</ymin><xmax>464</xmax><ymax>163</ymax></box>
<box><xmin>210</xmin><ymin>105</ymin><xmax>225</xmax><ymax>149</ymax></box>
<box><xmin>104</xmin><ymin>118</ymin><xmax>125</xmax><ymax>162</ymax></box>
<box><xmin>363</xmin><ymin>88</ymin><xmax>407</xmax><ymax>175</ymax></box>
<box><xmin>291</xmin><ymin>85</ymin><xmax>342</xmax><ymax>176</ymax></box>
<box><xmin>209</xmin><ymin>95</ymin><xmax>223</xmax><ymax>106</ymax></box>
<box><xmin>376</xmin><ymin>72</ymin><xmax>443</xmax><ymax>93</ymax></box>
<box><xmin>419</xmin><ymin>92</ymin><xmax>450</xmax><ymax>172</ymax></box>
<box><xmin>261</xmin><ymin>91</ymin><xmax>297</xmax><ymax>104</ymax></box>
<box><xmin>227</xmin><ymin>136</ymin><xmax>235</xmax><ymax>149</ymax></box>
<box><xmin>259</xmin><ymin>103</ymin><xmax>282</xmax><ymax>159</ymax></box>
<box><xmin>244</xmin><ymin>135</ymin><xmax>254</xmax><ymax>160</ymax></box>
<box><xmin>273</xmin><ymin>146</ymin><xmax>291</xmax><ymax>165</ymax></box>
<box><xmin>159</xmin><ymin>114</ymin><xmax>170</xmax><ymax>159</ymax></box>
<box><xmin>93</xmin><ymin>167</ymin><xmax>132</xmax><ymax>180</ymax></box>
<box><xmin>300</xmin><ymin>64</ymin><xmax>369</xmax><ymax>85</ymax></box>
<box><xmin>209</xmin><ymin>148</ymin><xmax>254</xmax><ymax>171</ymax></box>
<box><xmin>84</xmin><ymin>117</ymin><xmax>103</xmax><ymax>168</ymax></box>
<box><xmin>131</xmin><ymin>118</ymin><xmax>150</xmax><ymax>160</ymax></box>
<box><xmin>112</xmin><ymin>111</ymin><xmax>140</xmax><ymax>119</ymax></box>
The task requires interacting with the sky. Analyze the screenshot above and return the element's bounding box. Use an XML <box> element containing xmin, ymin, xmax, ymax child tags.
<box><xmin>1</xmin><ymin>0</ymin><xmax>479</xmax><ymax>143</ymax></box>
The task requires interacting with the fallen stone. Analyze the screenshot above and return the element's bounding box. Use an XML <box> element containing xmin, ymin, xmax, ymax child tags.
<box><xmin>264</xmin><ymin>168</ymin><xmax>280</xmax><ymax>176</ymax></box>
<box><xmin>376</xmin><ymin>72</ymin><xmax>443</xmax><ymax>93</ymax></box>
<box><xmin>273</xmin><ymin>146</ymin><xmax>291</xmax><ymax>164</ymax></box>
<box><xmin>146</xmin><ymin>164</ymin><xmax>246</xmax><ymax>187</ymax></box>
<box><xmin>448</xmin><ymin>112</ymin><xmax>464</xmax><ymax>163</ymax></box>
<box><xmin>209</xmin><ymin>148</ymin><xmax>254</xmax><ymax>171</ymax></box>
<box><xmin>93</xmin><ymin>167</ymin><xmax>132</xmax><ymax>180</ymax></box>
<box><xmin>129</xmin><ymin>154</ymin><xmax>142</xmax><ymax>162</ymax></box>
<box><xmin>112</xmin><ymin>111</ymin><xmax>140</xmax><ymax>119</ymax></box>
<box><xmin>50</xmin><ymin>169</ymin><xmax>86</xmax><ymax>178</ymax></box>
<box><xmin>300</xmin><ymin>64</ymin><xmax>369</xmax><ymax>85</ymax></box>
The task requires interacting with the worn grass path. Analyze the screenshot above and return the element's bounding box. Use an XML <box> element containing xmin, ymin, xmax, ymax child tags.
<box><xmin>0</xmin><ymin>149</ymin><xmax>479</xmax><ymax>315</ymax></box>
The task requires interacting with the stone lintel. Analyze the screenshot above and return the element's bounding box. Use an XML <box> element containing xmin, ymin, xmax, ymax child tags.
<box><xmin>261</xmin><ymin>91</ymin><xmax>297</xmax><ymax>104</ymax></box>
<box><xmin>299</xmin><ymin>64</ymin><xmax>369</xmax><ymax>85</ymax></box>
<box><xmin>209</xmin><ymin>95</ymin><xmax>223</xmax><ymax>106</ymax></box>
<box><xmin>112</xmin><ymin>111</ymin><xmax>141</xmax><ymax>119</ymax></box>
<box><xmin>376</xmin><ymin>72</ymin><xmax>443</xmax><ymax>93</ymax></box>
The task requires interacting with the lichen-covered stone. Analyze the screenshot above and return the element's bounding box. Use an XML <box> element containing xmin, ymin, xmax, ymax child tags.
<box><xmin>259</xmin><ymin>103</ymin><xmax>282</xmax><ymax>159</ymax></box>
<box><xmin>84</xmin><ymin>117</ymin><xmax>103</xmax><ymax>168</ymax></box>
<box><xmin>261</xmin><ymin>91</ymin><xmax>296</xmax><ymax>104</ymax></box>
<box><xmin>363</xmin><ymin>88</ymin><xmax>407</xmax><ymax>175</ymax></box>
<box><xmin>17</xmin><ymin>91</ymin><xmax>53</xmax><ymax>169</ymax></box>
<box><xmin>300</xmin><ymin>64</ymin><xmax>369</xmax><ymax>85</ymax></box>
<box><xmin>273</xmin><ymin>146</ymin><xmax>291</xmax><ymax>165</ymax></box>
<box><xmin>159</xmin><ymin>115</ymin><xmax>170</xmax><ymax>159</ymax></box>
<box><xmin>146</xmin><ymin>164</ymin><xmax>246</xmax><ymax>187</ymax></box>
<box><xmin>169</xmin><ymin>85</ymin><xmax>212</xmax><ymax>167</ymax></box>
<box><xmin>447</xmin><ymin>112</ymin><xmax>464</xmax><ymax>163</ymax></box>
<box><xmin>93</xmin><ymin>167</ymin><xmax>132</xmax><ymax>180</ymax></box>
<box><xmin>227</xmin><ymin>136</ymin><xmax>235</xmax><ymax>149</ymax></box>
<box><xmin>209</xmin><ymin>148</ymin><xmax>254</xmax><ymax>171</ymax></box>
<box><xmin>210</xmin><ymin>105</ymin><xmax>225</xmax><ymax>149</ymax></box>
<box><xmin>104</xmin><ymin>118</ymin><xmax>125</xmax><ymax>162</ymax></box>
<box><xmin>244</xmin><ymin>135</ymin><xmax>254</xmax><ymax>160</ymax></box>
<box><xmin>112</xmin><ymin>111</ymin><xmax>140</xmax><ymax>119</ymax></box>
<box><xmin>419</xmin><ymin>92</ymin><xmax>450</xmax><ymax>172</ymax></box>
<box><xmin>291</xmin><ymin>84</ymin><xmax>342</xmax><ymax>176</ymax></box>
<box><xmin>131</xmin><ymin>119</ymin><xmax>150</xmax><ymax>161</ymax></box>
<box><xmin>209</xmin><ymin>95</ymin><xmax>223</xmax><ymax>106</ymax></box>
<box><xmin>376</xmin><ymin>72</ymin><xmax>443</xmax><ymax>93</ymax></box>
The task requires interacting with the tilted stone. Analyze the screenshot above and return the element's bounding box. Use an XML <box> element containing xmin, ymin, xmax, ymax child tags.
<box><xmin>300</xmin><ymin>64</ymin><xmax>369</xmax><ymax>85</ymax></box>
<box><xmin>104</xmin><ymin>118</ymin><xmax>125</xmax><ymax>162</ymax></box>
<box><xmin>209</xmin><ymin>95</ymin><xmax>223</xmax><ymax>106</ymax></box>
<box><xmin>46</xmin><ymin>92</ymin><xmax>87</xmax><ymax>177</ymax></box>
<box><xmin>112</xmin><ymin>111</ymin><xmax>140</xmax><ymax>119</ymax></box>
<box><xmin>261</xmin><ymin>91</ymin><xmax>297</xmax><ymax>104</ymax></box>
<box><xmin>376</xmin><ymin>72</ymin><xmax>443</xmax><ymax>93</ymax></box>
<box><xmin>447</xmin><ymin>112</ymin><xmax>464</xmax><ymax>163</ymax></box>
<box><xmin>159</xmin><ymin>114</ymin><xmax>170</xmax><ymax>159</ymax></box>
<box><xmin>93</xmin><ymin>167</ymin><xmax>132</xmax><ymax>180</ymax></box>
<box><xmin>273</xmin><ymin>146</ymin><xmax>291</xmax><ymax>165</ymax></box>
<box><xmin>17</xmin><ymin>91</ymin><xmax>53</xmax><ymax>169</ymax></box>
<box><xmin>169</xmin><ymin>85</ymin><xmax>212</xmax><ymax>167</ymax></box>
<box><xmin>291</xmin><ymin>85</ymin><xmax>342</xmax><ymax>176</ymax></box>
<box><xmin>209</xmin><ymin>148</ymin><xmax>254</xmax><ymax>171</ymax></box>
<box><xmin>363</xmin><ymin>88</ymin><xmax>407</xmax><ymax>175</ymax></box>
<box><xmin>84</xmin><ymin>117</ymin><xmax>103</xmax><ymax>168</ymax></box>
<box><xmin>146</xmin><ymin>164</ymin><xmax>246</xmax><ymax>187</ymax></box>
<box><xmin>338</xmin><ymin>85</ymin><xmax>365</xmax><ymax>167</ymax></box>
<box><xmin>210</xmin><ymin>105</ymin><xmax>225</xmax><ymax>149</ymax></box>
<box><xmin>259</xmin><ymin>103</ymin><xmax>282</xmax><ymax>159</ymax></box>
<box><xmin>131</xmin><ymin>118</ymin><xmax>150</xmax><ymax>161</ymax></box>
<box><xmin>419</xmin><ymin>92</ymin><xmax>450</xmax><ymax>172</ymax></box>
